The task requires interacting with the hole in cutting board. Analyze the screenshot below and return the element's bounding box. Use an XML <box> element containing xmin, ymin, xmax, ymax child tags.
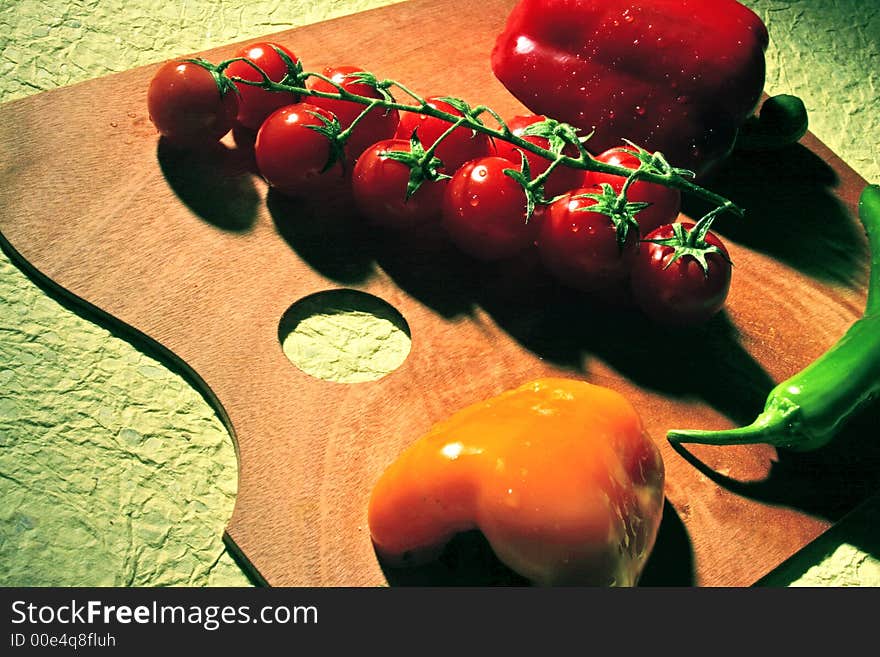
<box><xmin>278</xmin><ymin>289</ymin><xmax>411</xmax><ymax>383</ymax></box>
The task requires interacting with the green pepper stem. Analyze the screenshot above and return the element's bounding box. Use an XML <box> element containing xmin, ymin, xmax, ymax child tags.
<box><xmin>668</xmin><ymin>412</ymin><xmax>789</xmax><ymax>447</ymax></box>
<box><xmin>734</xmin><ymin>95</ymin><xmax>809</xmax><ymax>152</ymax></box>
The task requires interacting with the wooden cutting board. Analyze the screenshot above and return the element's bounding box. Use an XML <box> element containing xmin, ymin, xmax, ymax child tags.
<box><xmin>1</xmin><ymin>0</ymin><xmax>876</xmax><ymax>586</ymax></box>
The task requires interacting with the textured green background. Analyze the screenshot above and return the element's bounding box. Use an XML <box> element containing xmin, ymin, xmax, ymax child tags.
<box><xmin>1</xmin><ymin>0</ymin><xmax>878</xmax><ymax>586</ymax></box>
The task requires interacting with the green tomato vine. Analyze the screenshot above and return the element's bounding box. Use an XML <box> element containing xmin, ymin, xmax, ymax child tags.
<box><xmin>207</xmin><ymin>49</ymin><xmax>744</xmax><ymax>234</ymax></box>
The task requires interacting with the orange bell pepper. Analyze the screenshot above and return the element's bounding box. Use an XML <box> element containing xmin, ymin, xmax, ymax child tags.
<box><xmin>368</xmin><ymin>378</ymin><xmax>665</xmax><ymax>586</ymax></box>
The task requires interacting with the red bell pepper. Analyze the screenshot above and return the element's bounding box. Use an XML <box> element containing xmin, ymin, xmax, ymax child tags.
<box><xmin>491</xmin><ymin>0</ymin><xmax>769</xmax><ymax>176</ymax></box>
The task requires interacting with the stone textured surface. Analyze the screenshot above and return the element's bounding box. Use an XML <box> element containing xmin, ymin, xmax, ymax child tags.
<box><xmin>1</xmin><ymin>0</ymin><xmax>878</xmax><ymax>586</ymax></box>
<box><xmin>0</xmin><ymin>254</ymin><xmax>248</xmax><ymax>585</ymax></box>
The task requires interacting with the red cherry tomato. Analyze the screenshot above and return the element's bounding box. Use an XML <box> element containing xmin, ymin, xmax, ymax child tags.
<box><xmin>585</xmin><ymin>147</ymin><xmax>681</xmax><ymax>236</ymax></box>
<box><xmin>494</xmin><ymin>114</ymin><xmax>581</xmax><ymax>199</ymax></box>
<box><xmin>538</xmin><ymin>188</ymin><xmax>639</xmax><ymax>302</ymax></box>
<box><xmin>224</xmin><ymin>42</ymin><xmax>300</xmax><ymax>131</ymax></box>
<box><xmin>442</xmin><ymin>156</ymin><xmax>536</xmax><ymax>260</ymax></box>
<box><xmin>394</xmin><ymin>97</ymin><xmax>493</xmax><ymax>171</ymax></box>
<box><xmin>147</xmin><ymin>59</ymin><xmax>239</xmax><ymax>146</ymax></box>
<box><xmin>254</xmin><ymin>103</ymin><xmax>345</xmax><ymax>197</ymax></box>
<box><xmin>309</xmin><ymin>66</ymin><xmax>401</xmax><ymax>164</ymax></box>
<box><xmin>352</xmin><ymin>138</ymin><xmax>448</xmax><ymax>228</ymax></box>
<box><xmin>631</xmin><ymin>221</ymin><xmax>732</xmax><ymax>326</ymax></box>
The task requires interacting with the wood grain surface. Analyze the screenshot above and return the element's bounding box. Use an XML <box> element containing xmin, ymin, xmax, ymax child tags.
<box><xmin>1</xmin><ymin>0</ymin><xmax>876</xmax><ymax>586</ymax></box>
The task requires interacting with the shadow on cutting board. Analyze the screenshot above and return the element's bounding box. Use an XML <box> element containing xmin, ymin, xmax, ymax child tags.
<box><xmin>157</xmin><ymin>138</ymin><xmax>260</xmax><ymax>233</ymax></box>
<box><xmin>684</xmin><ymin>142</ymin><xmax>865</xmax><ymax>287</ymax></box>
<box><xmin>268</xmin><ymin>188</ymin><xmax>378</xmax><ymax>286</ymax></box>
<box><xmin>670</xmin><ymin>395</ymin><xmax>880</xmax><ymax>541</ymax></box>
<box><xmin>476</xmin><ymin>262</ymin><xmax>775</xmax><ymax>428</ymax></box>
<box><xmin>260</xmin><ymin>172</ymin><xmax>783</xmax><ymax>430</ymax></box>
<box><xmin>378</xmin><ymin>499</ymin><xmax>694</xmax><ymax>586</ymax></box>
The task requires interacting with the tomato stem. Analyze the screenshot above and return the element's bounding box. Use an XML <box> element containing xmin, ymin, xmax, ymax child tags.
<box><xmin>419</xmin><ymin>113</ymin><xmax>470</xmax><ymax>165</ymax></box>
<box><xmin>337</xmin><ymin>98</ymin><xmax>384</xmax><ymax>145</ymax></box>
<box><xmin>690</xmin><ymin>204</ymin><xmax>730</xmax><ymax>247</ymax></box>
<box><xmin>471</xmin><ymin>105</ymin><xmax>511</xmax><ymax>138</ymax></box>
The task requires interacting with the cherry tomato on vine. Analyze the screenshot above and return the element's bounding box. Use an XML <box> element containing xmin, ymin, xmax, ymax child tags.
<box><xmin>494</xmin><ymin>114</ymin><xmax>581</xmax><ymax>199</ymax></box>
<box><xmin>309</xmin><ymin>66</ymin><xmax>400</xmax><ymax>164</ymax></box>
<box><xmin>147</xmin><ymin>59</ymin><xmax>239</xmax><ymax>146</ymax></box>
<box><xmin>224</xmin><ymin>42</ymin><xmax>300</xmax><ymax>131</ymax></box>
<box><xmin>394</xmin><ymin>96</ymin><xmax>493</xmax><ymax>171</ymax></box>
<box><xmin>584</xmin><ymin>147</ymin><xmax>681</xmax><ymax>236</ymax></box>
<box><xmin>352</xmin><ymin>138</ymin><xmax>448</xmax><ymax>228</ymax></box>
<box><xmin>537</xmin><ymin>188</ymin><xmax>640</xmax><ymax>302</ymax></box>
<box><xmin>254</xmin><ymin>103</ymin><xmax>345</xmax><ymax>197</ymax></box>
<box><xmin>631</xmin><ymin>221</ymin><xmax>732</xmax><ymax>326</ymax></box>
<box><xmin>442</xmin><ymin>156</ymin><xmax>536</xmax><ymax>260</ymax></box>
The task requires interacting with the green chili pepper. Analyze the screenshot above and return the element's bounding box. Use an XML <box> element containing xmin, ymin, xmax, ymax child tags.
<box><xmin>667</xmin><ymin>184</ymin><xmax>880</xmax><ymax>451</ymax></box>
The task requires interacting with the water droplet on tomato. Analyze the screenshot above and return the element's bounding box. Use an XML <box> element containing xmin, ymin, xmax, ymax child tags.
<box><xmin>623</xmin><ymin>10</ymin><xmax>634</xmax><ymax>23</ymax></box>
<box><xmin>635</xmin><ymin>106</ymin><xmax>646</xmax><ymax>116</ymax></box>
<box><xmin>675</xmin><ymin>95</ymin><xmax>689</xmax><ymax>104</ymax></box>
<box><xmin>469</xmin><ymin>195</ymin><xmax>480</xmax><ymax>207</ymax></box>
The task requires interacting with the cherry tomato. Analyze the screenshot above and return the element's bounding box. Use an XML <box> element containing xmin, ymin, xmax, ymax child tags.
<box><xmin>394</xmin><ymin>96</ymin><xmax>493</xmax><ymax>171</ymax></box>
<box><xmin>494</xmin><ymin>114</ymin><xmax>581</xmax><ymax>199</ymax></box>
<box><xmin>309</xmin><ymin>66</ymin><xmax>401</xmax><ymax>165</ymax></box>
<box><xmin>584</xmin><ymin>147</ymin><xmax>681</xmax><ymax>236</ymax></box>
<box><xmin>224</xmin><ymin>42</ymin><xmax>300</xmax><ymax>131</ymax></box>
<box><xmin>147</xmin><ymin>59</ymin><xmax>238</xmax><ymax>146</ymax></box>
<box><xmin>538</xmin><ymin>188</ymin><xmax>639</xmax><ymax>301</ymax></box>
<box><xmin>254</xmin><ymin>103</ymin><xmax>345</xmax><ymax>197</ymax></box>
<box><xmin>631</xmin><ymin>221</ymin><xmax>732</xmax><ymax>326</ymax></box>
<box><xmin>352</xmin><ymin>138</ymin><xmax>448</xmax><ymax>228</ymax></box>
<box><xmin>442</xmin><ymin>156</ymin><xmax>536</xmax><ymax>260</ymax></box>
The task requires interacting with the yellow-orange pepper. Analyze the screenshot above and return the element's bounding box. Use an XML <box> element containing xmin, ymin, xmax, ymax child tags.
<box><xmin>368</xmin><ymin>378</ymin><xmax>665</xmax><ymax>586</ymax></box>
